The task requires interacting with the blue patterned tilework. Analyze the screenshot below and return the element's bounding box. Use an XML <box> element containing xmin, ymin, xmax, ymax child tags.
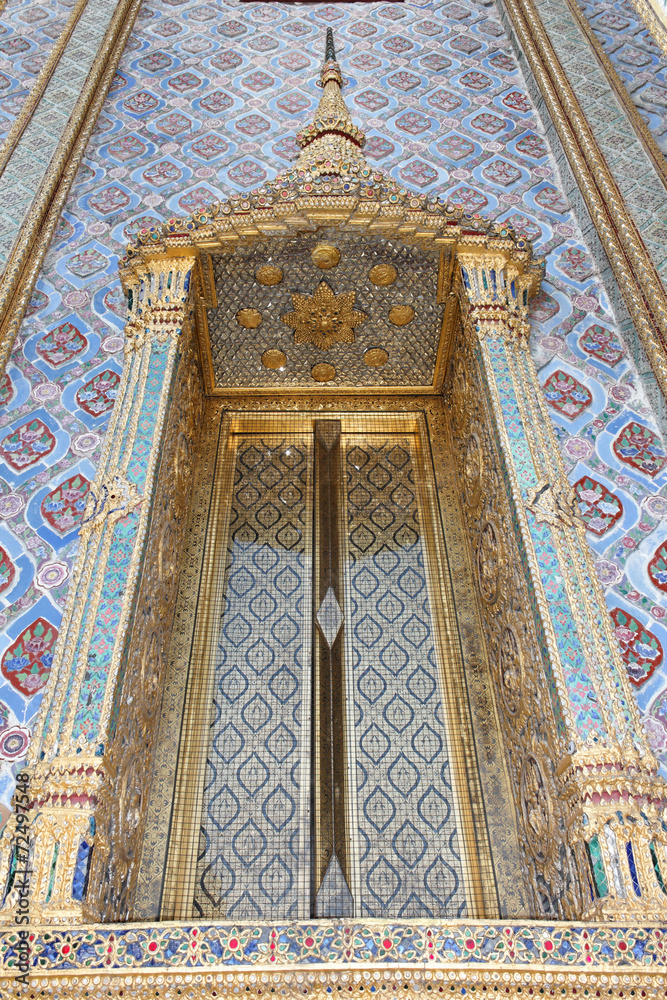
<box><xmin>345</xmin><ymin>436</ymin><xmax>467</xmax><ymax>918</ymax></box>
<box><xmin>195</xmin><ymin>436</ymin><xmax>312</xmax><ymax>921</ymax></box>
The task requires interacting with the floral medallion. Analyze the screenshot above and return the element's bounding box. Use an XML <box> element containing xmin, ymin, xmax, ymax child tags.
<box><xmin>0</xmin><ymin>371</ymin><xmax>13</xmax><ymax>407</ymax></box>
<box><xmin>542</xmin><ymin>370</ymin><xmax>592</xmax><ymax>419</ymax></box>
<box><xmin>0</xmin><ymin>725</ymin><xmax>30</xmax><ymax>761</ymax></box>
<box><xmin>35</xmin><ymin>322</ymin><xmax>87</xmax><ymax>367</ymax></box>
<box><xmin>41</xmin><ymin>474</ymin><xmax>91</xmax><ymax>535</ymax></box>
<box><xmin>613</xmin><ymin>423</ymin><xmax>667</xmax><ymax>477</ymax></box>
<box><xmin>610</xmin><ymin>607</ymin><xmax>663</xmax><ymax>687</ymax></box>
<box><xmin>76</xmin><ymin>370</ymin><xmax>120</xmax><ymax>417</ymax></box>
<box><xmin>282</xmin><ymin>282</ymin><xmax>365</xmax><ymax>350</ymax></box>
<box><xmin>649</xmin><ymin>540</ymin><xmax>667</xmax><ymax>593</ymax></box>
<box><xmin>0</xmin><ymin>418</ymin><xmax>56</xmax><ymax>471</ymax></box>
<box><xmin>574</xmin><ymin>476</ymin><xmax>623</xmax><ymax>536</ymax></box>
<box><xmin>579</xmin><ymin>324</ymin><xmax>625</xmax><ymax>366</ymax></box>
<box><xmin>0</xmin><ymin>546</ymin><xmax>15</xmax><ymax>594</ymax></box>
<box><xmin>1</xmin><ymin>617</ymin><xmax>58</xmax><ymax>696</ymax></box>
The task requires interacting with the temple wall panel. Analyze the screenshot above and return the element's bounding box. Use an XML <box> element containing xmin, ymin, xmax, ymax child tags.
<box><xmin>1</xmin><ymin>0</ymin><xmax>667</xmax><ymax>913</ymax></box>
<box><xmin>0</xmin><ymin>0</ymin><xmax>83</xmax><ymax>140</ymax></box>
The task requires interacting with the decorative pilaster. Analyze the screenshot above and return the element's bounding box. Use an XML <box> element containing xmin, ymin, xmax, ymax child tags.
<box><xmin>0</xmin><ymin>255</ymin><xmax>197</xmax><ymax>925</ymax></box>
<box><xmin>455</xmin><ymin>249</ymin><xmax>667</xmax><ymax>920</ymax></box>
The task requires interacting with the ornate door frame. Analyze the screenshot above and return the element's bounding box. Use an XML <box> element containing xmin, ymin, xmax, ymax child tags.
<box><xmin>2</xmin><ymin>181</ymin><xmax>666</xmax><ymax>926</ymax></box>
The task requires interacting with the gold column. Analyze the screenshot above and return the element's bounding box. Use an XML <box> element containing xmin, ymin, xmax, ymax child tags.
<box><xmin>455</xmin><ymin>248</ymin><xmax>667</xmax><ymax>920</ymax></box>
<box><xmin>0</xmin><ymin>256</ymin><xmax>198</xmax><ymax>925</ymax></box>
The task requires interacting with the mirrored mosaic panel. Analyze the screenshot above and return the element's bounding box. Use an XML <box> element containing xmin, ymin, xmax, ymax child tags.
<box><xmin>206</xmin><ymin>232</ymin><xmax>443</xmax><ymax>389</ymax></box>
<box><xmin>182</xmin><ymin>414</ymin><xmax>488</xmax><ymax>921</ymax></box>
<box><xmin>343</xmin><ymin>433</ymin><xmax>469</xmax><ymax>918</ymax></box>
<box><xmin>194</xmin><ymin>434</ymin><xmax>313</xmax><ymax>921</ymax></box>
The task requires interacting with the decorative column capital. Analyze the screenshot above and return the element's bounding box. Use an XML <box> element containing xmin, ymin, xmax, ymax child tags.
<box><xmin>120</xmin><ymin>254</ymin><xmax>197</xmax><ymax>353</ymax></box>
<box><xmin>455</xmin><ymin>247</ymin><xmax>543</xmax><ymax>343</ymax></box>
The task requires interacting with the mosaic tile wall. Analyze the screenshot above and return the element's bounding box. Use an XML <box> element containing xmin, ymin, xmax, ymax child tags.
<box><xmin>0</xmin><ymin>0</ymin><xmax>78</xmax><ymax>139</ymax></box>
<box><xmin>578</xmin><ymin>0</ymin><xmax>667</xmax><ymax>155</ymax></box>
<box><xmin>2</xmin><ymin>0</ymin><xmax>667</xmax><ymax>836</ymax></box>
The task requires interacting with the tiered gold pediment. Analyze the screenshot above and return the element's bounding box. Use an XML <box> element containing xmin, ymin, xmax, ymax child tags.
<box><xmin>119</xmin><ymin>31</ymin><xmax>543</xmax><ymax>396</ymax></box>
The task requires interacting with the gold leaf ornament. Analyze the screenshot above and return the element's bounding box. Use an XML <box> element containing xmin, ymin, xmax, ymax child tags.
<box><xmin>261</xmin><ymin>349</ymin><xmax>287</xmax><ymax>370</ymax></box>
<box><xmin>311</xmin><ymin>243</ymin><xmax>341</xmax><ymax>269</ymax></box>
<box><xmin>237</xmin><ymin>308</ymin><xmax>262</xmax><ymax>329</ymax></box>
<box><xmin>311</xmin><ymin>363</ymin><xmax>336</xmax><ymax>382</ymax></box>
<box><xmin>388</xmin><ymin>304</ymin><xmax>415</xmax><ymax>326</ymax></box>
<box><xmin>364</xmin><ymin>348</ymin><xmax>389</xmax><ymax>367</ymax></box>
<box><xmin>281</xmin><ymin>281</ymin><xmax>366</xmax><ymax>350</ymax></box>
<box><xmin>255</xmin><ymin>265</ymin><xmax>283</xmax><ymax>286</ymax></box>
<box><xmin>368</xmin><ymin>263</ymin><xmax>397</xmax><ymax>286</ymax></box>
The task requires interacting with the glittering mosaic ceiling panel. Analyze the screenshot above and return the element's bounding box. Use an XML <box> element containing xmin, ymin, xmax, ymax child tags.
<box><xmin>207</xmin><ymin>232</ymin><xmax>442</xmax><ymax>388</ymax></box>
<box><xmin>3</xmin><ymin>0</ymin><xmax>667</xmax><ymax>834</ymax></box>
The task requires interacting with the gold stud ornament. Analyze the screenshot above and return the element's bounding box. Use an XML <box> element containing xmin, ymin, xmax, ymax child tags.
<box><xmin>237</xmin><ymin>308</ymin><xmax>262</xmax><ymax>329</ymax></box>
<box><xmin>388</xmin><ymin>304</ymin><xmax>415</xmax><ymax>326</ymax></box>
<box><xmin>368</xmin><ymin>263</ymin><xmax>397</xmax><ymax>286</ymax></box>
<box><xmin>255</xmin><ymin>265</ymin><xmax>283</xmax><ymax>286</ymax></box>
<box><xmin>311</xmin><ymin>244</ymin><xmax>341</xmax><ymax>269</ymax></box>
<box><xmin>261</xmin><ymin>349</ymin><xmax>287</xmax><ymax>370</ymax></box>
<box><xmin>363</xmin><ymin>348</ymin><xmax>389</xmax><ymax>367</ymax></box>
<box><xmin>311</xmin><ymin>363</ymin><xmax>336</xmax><ymax>382</ymax></box>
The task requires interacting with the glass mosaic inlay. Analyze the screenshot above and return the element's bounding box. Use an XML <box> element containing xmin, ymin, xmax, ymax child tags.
<box><xmin>191</xmin><ymin>418</ymin><xmax>473</xmax><ymax>920</ymax></box>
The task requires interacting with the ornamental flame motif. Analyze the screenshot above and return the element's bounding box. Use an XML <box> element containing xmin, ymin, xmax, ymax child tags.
<box><xmin>281</xmin><ymin>281</ymin><xmax>366</xmax><ymax>351</ymax></box>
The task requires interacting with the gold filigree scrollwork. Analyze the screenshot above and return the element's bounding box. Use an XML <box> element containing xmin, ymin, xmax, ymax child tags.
<box><xmin>462</xmin><ymin>432</ymin><xmax>482</xmax><ymax>508</ymax></box>
<box><xmin>520</xmin><ymin>753</ymin><xmax>553</xmax><ymax>863</ymax></box>
<box><xmin>525</xmin><ymin>477</ymin><xmax>578</xmax><ymax>528</ymax></box>
<box><xmin>448</xmin><ymin>321</ymin><xmax>567</xmax><ymax>916</ymax></box>
<box><xmin>476</xmin><ymin>520</ymin><xmax>504</xmax><ymax>606</ymax></box>
<box><xmin>498</xmin><ymin>626</ymin><xmax>523</xmax><ymax>718</ymax></box>
<box><xmin>281</xmin><ymin>281</ymin><xmax>366</xmax><ymax>350</ymax></box>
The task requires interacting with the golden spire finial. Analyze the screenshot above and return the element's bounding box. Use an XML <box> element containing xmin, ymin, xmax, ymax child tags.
<box><xmin>293</xmin><ymin>28</ymin><xmax>368</xmax><ymax>178</ymax></box>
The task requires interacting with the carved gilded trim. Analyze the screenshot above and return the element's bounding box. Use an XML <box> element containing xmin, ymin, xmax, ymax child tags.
<box><xmin>133</xmin><ymin>402</ymin><xmax>224</xmax><ymax>920</ymax></box>
<box><xmin>159</xmin><ymin>410</ymin><xmax>237</xmax><ymax>922</ymax></box>
<box><xmin>498</xmin><ymin>0</ymin><xmax>667</xmax><ymax>402</ymax></box>
<box><xmin>0</xmin><ymin>0</ymin><xmax>143</xmax><ymax>375</ymax></box>
<box><xmin>6</xmin><ymin>966</ymin><xmax>667</xmax><ymax>998</ymax></box>
<box><xmin>0</xmin><ymin>0</ymin><xmax>90</xmax><ymax>181</ymax></box>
